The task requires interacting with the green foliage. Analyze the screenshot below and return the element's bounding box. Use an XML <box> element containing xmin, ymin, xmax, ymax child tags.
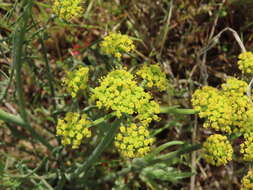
<box><xmin>2</xmin><ymin>0</ymin><xmax>253</xmax><ymax>189</ymax></box>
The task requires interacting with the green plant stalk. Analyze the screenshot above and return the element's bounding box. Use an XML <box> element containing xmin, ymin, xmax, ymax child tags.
<box><xmin>133</xmin><ymin>144</ymin><xmax>201</xmax><ymax>167</ymax></box>
<box><xmin>150</xmin><ymin>141</ymin><xmax>185</xmax><ymax>156</ymax></box>
<box><xmin>0</xmin><ymin>109</ymin><xmax>26</xmax><ymax>127</ymax></box>
<box><xmin>30</xmin><ymin>16</ymin><xmax>56</xmax><ymax>110</ymax></box>
<box><xmin>12</xmin><ymin>0</ymin><xmax>52</xmax><ymax>151</ymax></box>
<box><xmin>98</xmin><ymin>167</ymin><xmax>132</xmax><ymax>183</ymax></box>
<box><xmin>87</xmin><ymin>112</ymin><xmax>116</xmax><ymax>128</ymax></box>
<box><xmin>72</xmin><ymin>119</ymin><xmax>120</xmax><ymax>180</ymax></box>
<box><xmin>155</xmin><ymin>144</ymin><xmax>202</xmax><ymax>162</ymax></box>
<box><xmin>0</xmin><ymin>68</ymin><xmax>15</xmax><ymax>102</ymax></box>
<box><xmin>39</xmin><ymin>33</ymin><xmax>56</xmax><ymax>110</ymax></box>
<box><xmin>160</xmin><ymin>106</ymin><xmax>197</xmax><ymax>115</ymax></box>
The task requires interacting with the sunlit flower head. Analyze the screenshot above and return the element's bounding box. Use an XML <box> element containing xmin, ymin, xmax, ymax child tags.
<box><xmin>136</xmin><ymin>64</ymin><xmax>168</xmax><ymax>91</ymax></box>
<box><xmin>238</xmin><ymin>51</ymin><xmax>253</xmax><ymax>74</ymax></box>
<box><xmin>63</xmin><ymin>66</ymin><xmax>89</xmax><ymax>98</ymax></box>
<box><xmin>91</xmin><ymin>69</ymin><xmax>160</xmax><ymax>126</ymax></box>
<box><xmin>202</xmin><ymin>134</ymin><xmax>233</xmax><ymax>166</ymax></box>
<box><xmin>53</xmin><ymin>0</ymin><xmax>84</xmax><ymax>20</ymax></box>
<box><xmin>56</xmin><ymin>112</ymin><xmax>91</xmax><ymax>149</ymax></box>
<box><xmin>241</xmin><ymin>169</ymin><xmax>253</xmax><ymax>190</ymax></box>
<box><xmin>100</xmin><ymin>32</ymin><xmax>135</xmax><ymax>58</ymax></box>
<box><xmin>114</xmin><ymin>123</ymin><xmax>154</xmax><ymax>158</ymax></box>
<box><xmin>192</xmin><ymin>86</ymin><xmax>233</xmax><ymax>133</ymax></box>
<box><xmin>240</xmin><ymin>132</ymin><xmax>253</xmax><ymax>161</ymax></box>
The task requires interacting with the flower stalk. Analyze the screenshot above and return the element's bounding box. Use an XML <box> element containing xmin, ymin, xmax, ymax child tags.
<box><xmin>12</xmin><ymin>0</ymin><xmax>53</xmax><ymax>151</ymax></box>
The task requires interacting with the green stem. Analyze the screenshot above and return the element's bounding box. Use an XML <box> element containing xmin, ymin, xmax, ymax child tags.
<box><xmin>0</xmin><ymin>109</ymin><xmax>26</xmax><ymax>127</ymax></box>
<box><xmin>98</xmin><ymin>167</ymin><xmax>132</xmax><ymax>183</ymax></box>
<box><xmin>160</xmin><ymin>106</ymin><xmax>197</xmax><ymax>115</ymax></box>
<box><xmin>150</xmin><ymin>141</ymin><xmax>185</xmax><ymax>156</ymax></box>
<box><xmin>12</xmin><ymin>0</ymin><xmax>53</xmax><ymax>151</ymax></box>
<box><xmin>155</xmin><ymin>144</ymin><xmax>202</xmax><ymax>161</ymax></box>
<box><xmin>39</xmin><ymin>33</ymin><xmax>56</xmax><ymax>110</ymax></box>
<box><xmin>0</xmin><ymin>68</ymin><xmax>15</xmax><ymax>102</ymax></box>
<box><xmin>72</xmin><ymin>119</ymin><xmax>120</xmax><ymax>180</ymax></box>
<box><xmin>30</xmin><ymin>16</ymin><xmax>56</xmax><ymax>110</ymax></box>
<box><xmin>87</xmin><ymin>112</ymin><xmax>116</xmax><ymax>129</ymax></box>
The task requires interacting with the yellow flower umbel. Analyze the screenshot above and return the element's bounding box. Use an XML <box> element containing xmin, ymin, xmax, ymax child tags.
<box><xmin>241</xmin><ymin>170</ymin><xmax>253</xmax><ymax>190</ymax></box>
<box><xmin>191</xmin><ymin>86</ymin><xmax>220</xmax><ymax>112</ymax></box>
<box><xmin>91</xmin><ymin>69</ymin><xmax>160</xmax><ymax>126</ymax></box>
<box><xmin>52</xmin><ymin>0</ymin><xmax>84</xmax><ymax>20</ymax></box>
<box><xmin>191</xmin><ymin>86</ymin><xmax>233</xmax><ymax>133</ymax></box>
<box><xmin>56</xmin><ymin>112</ymin><xmax>91</xmax><ymax>149</ymax></box>
<box><xmin>240</xmin><ymin>110</ymin><xmax>253</xmax><ymax>134</ymax></box>
<box><xmin>63</xmin><ymin>66</ymin><xmax>89</xmax><ymax>98</ymax></box>
<box><xmin>114</xmin><ymin>123</ymin><xmax>154</xmax><ymax>158</ymax></box>
<box><xmin>100</xmin><ymin>32</ymin><xmax>135</xmax><ymax>58</ymax></box>
<box><xmin>221</xmin><ymin>77</ymin><xmax>250</xmax><ymax>129</ymax></box>
<box><xmin>136</xmin><ymin>64</ymin><xmax>168</xmax><ymax>91</ymax></box>
<box><xmin>202</xmin><ymin>134</ymin><xmax>233</xmax><ymax>166</ymax></box>
<box><xmin>238</xmin><ymin>52</ymin><xmax>253</xmax><ymax>74</ymax></box>
<box><xmin>240</xmin><ymin>133</ymin><xmax>253</xmax><ymax>161</ymax></box>
<box><xmin>221</xmin><ymin>77</ymin><xmax>248</xmax><ymax>97</ymax></box>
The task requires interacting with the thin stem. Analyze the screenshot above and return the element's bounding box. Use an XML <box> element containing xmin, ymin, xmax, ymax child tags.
<box><xmin>12</xmin><ymin>0</ymin><xmax>53</xmax><ymax>151</ymax></box>
<box><xmin>0</xmin><ymin>68</ymin><xmax>15</xmax><ymax>102</ymax></box>
<box><xmin>160</xmin><ymin>106</ymin><xmax>197</xmax><ymax>115</ymax></box>
<box><xmin>71</xmin><ymin>119</ymin><xmax>120</xmax><ymax>180</ymax></box>
<box><xmin>190</xmin><ymin>115</ymin><xmax>198</xmax><ymax>190</ymax></box>
<box><xmin>158</xmin><ymin>0</ymin><xmax>173</xmax><ymax>57</ymax></box>
<box><xmin>154</xmin><ymin>144</ymin><xmax>202</xmax><ymax>162</ymax></box>
<box><xmin>40</xmin><ymin>33</ymin><xmax>56</xmax><ymax>109</ymax></box>
<box><xmin>0</xmin><ymin>109</ymin><xmax>26</xmax><ymax>127</ymax></box>
<box><xmin>98</xmin><ymin>167</ymin><xmax>132</xmax><ymax>183</ymax></box>
<box><xmin>30</xmin><ymin>16</ymin><xmax>56</xmax><ymax>110</ymax></box>
<box><xmin>87</xmin><ymin>112</ymin><xmax>116</xmax><ymax>129</ymax></box>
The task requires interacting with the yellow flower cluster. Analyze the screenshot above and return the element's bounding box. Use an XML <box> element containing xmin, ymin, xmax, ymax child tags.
<box><xmin>240</xmin><ymin>110</ymin><xmax>253</xmax><ymax>134</ymax></box>
<box><xmin>100</xmin><ymin>32</ymin><xmax>135</xmax><ymax>58</ymax></box>
<box><xmin>91</xmin><ymin>69</ymin><xmax>160</xmax><ymax>126</ymax></box>
<box><xmin>63</xmin><ymin>67</ymin><xmax>89</xmax><ymax>98</ymax></box>
<box><xmin>202</xmin><ymin>134</ymin><xmax>233</xmax><ymax>166</ymax></box>
<box><xmin>52</xmin><ymin>0</ymin><xmax>84</xmax><ymax>20</ymax></box>
<box><xmin>192</xmin><ymin>53</ymin><xmax>253</xmax><ymax>167</ymax></box>
<box><xmin>240</xmin><ymin>133</ymin><xmax>253</xmax><ymax>161</ymax></box>
<box><xmin>114</xmin><ymin>123</ymin><xmax>154</xmax><ymax>158</ymax></box>
<box><xmin>222</xmin><ymin>77</ymin><xmax>250</xmax><ymax>129</ymax></box>
<box><xmin>241</xmin><ymin>170</ymin><xmax>253</xmax><ymax>190</ymax></box>
<box><xmin>192</xmin><ymin>86</ymin><xmax>233</xmax><ymax>133</ymax></box>
<box><xmin>56</xmin><ymin>112</ymin><xmax>91</xmax><ymax>149</ymax></box>
<box><xmin>192</xmin><ymin>77</ymin><xmax>252</xmax><ymax>133</ymax></box>
<box><xmin>238</xmin><ymin>52</ymin><xmax>253</xmax><ymax>74</ymax></box>
<box><xmin>136</xmin><ymin>64</ymin><xmax>168</xmax><ymax>91</ymax></box>
<box><xmin>221</xmin><ymin>77</ymin><xmax>248</xmax><ymax>97</ymax></box>
<box><xmin>191</xmin><ymin>86</ymin><xmax>219</xmax><ymax>112</ymax></box>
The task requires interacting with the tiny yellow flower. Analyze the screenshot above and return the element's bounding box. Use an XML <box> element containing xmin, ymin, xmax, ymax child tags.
<box><xmin>240</xmin><ymin>133</ymin><xmax>253</xmax><ymax>161</ymax></box>
<box><xmin>52</xmin><ymin>0</ymin><xmax>84</xmax><ymax>20</ymax></box>
<box><xmin>202</xmin><ymin>134</ymin><xmax>233</xmax><ymax>166</ymax></box>
<box><xmin>191</xmin><ymin>86</ymin><xmax>233</xmax><ymax>133</ymax></box>
<box><xmin>221</xmin><ymin>77</ymin><xmax>251</xmax><ymax>130</ymax></box>
<box><xmin>100</xmin><ymin>32</ymin><xmax>135</xmax><ymax>58</ymax></box>
<box><xmin>238</xmin><ymin>52</ymin><xmax>253</xmax><ymax>74</ymax></box>
<box><xmin>114</xmin><ymin>124</ymin><xmax>154</xmax><ymax>158</ymax></box>
<box><xmin>91</xmin><ymin>69</ymin><xmax>160</xmax><ymax>126</ymax></box>
<box><xmin>241</xmin><ymin>169</ymin><xmax>253</xmax><ymax>190</ymax></box>
<box><xmin>63</xmin><ymin>66</ymin><xmax>89</xmax><ymax>98</ymax></box>
<box><xmin>56</xmin><ymin>112</ymin><xmax>91</xmax><ymax>149</ymax></box>
<box><xmin>136</xmin><ymin>64</ymin><xmax>168</xmax><ymax>91</ymax></box>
